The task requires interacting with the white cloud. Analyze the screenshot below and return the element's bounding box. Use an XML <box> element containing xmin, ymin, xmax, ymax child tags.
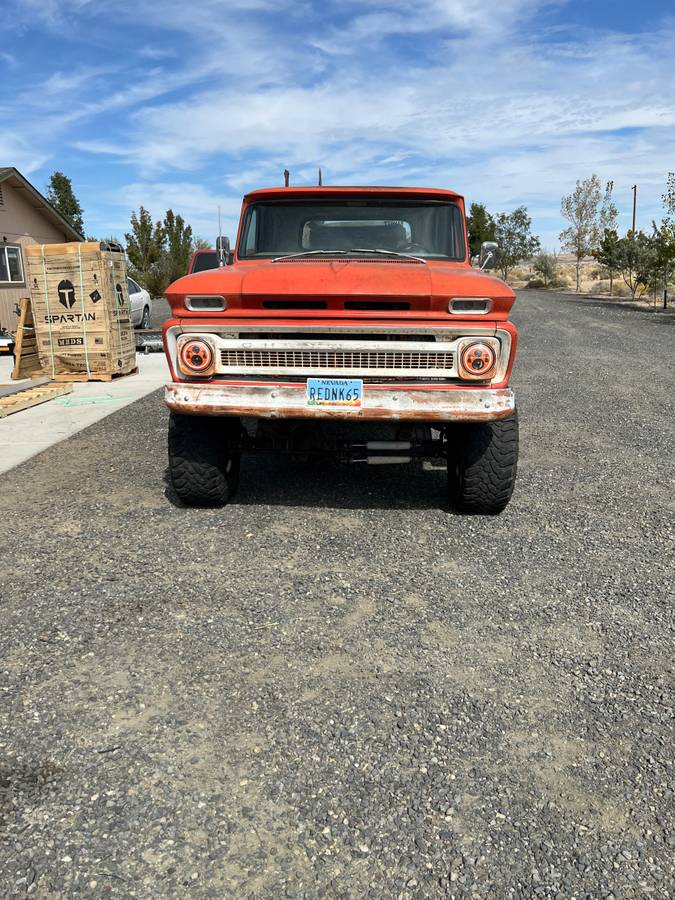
<box><xmin>353</xmin><ymin>0</ymin><xmax>556</xmax><ymax>33</ymax></box>
<box><xmin>107</xmin><ymin>24</ymin><xmax>674</xmax><ymax>220</ymax></box>
<box><xmin>104</xmin><ymin>182</ymin><xmax>244</xmax><ymax>241</ymax></box>
<box><xmin>5</xmin><ymin>1</ymin><xmax>675</xmax><ymax>248</ymax></box>
<box><xmin>0</xmin><ymin>133</ymin><xmax>49</xmax><ymax>175</ymax></box>
<box><xmin>312</xmin><ymin>0</ymin><xmax>559</xmax><ymax>54</ymax></box>
<box><xmin>138</xmin><ymin>46</ymin><xmax>175</xmax><ymax>60</ymax></box>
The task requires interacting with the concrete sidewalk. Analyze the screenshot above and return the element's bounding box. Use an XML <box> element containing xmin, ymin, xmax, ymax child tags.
<box><xmin>0</xmin><ymin>354</ymin><xmax>169</xmax><ymax>475</ymax></box>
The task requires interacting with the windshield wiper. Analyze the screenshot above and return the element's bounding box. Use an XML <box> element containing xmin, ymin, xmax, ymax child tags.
<box><xmin>271</xmin><ymin>248</ymin><xmax>426</xmax><ymax>263</ymax></box>
<box><xmin>347</xmin><ymin>248</ymin><xmax>425</xmax><ymax>262</ymax></box>
<box><xmin>272</xmin><ymin>249</ymin><xmax>348</xmax><ymax>262</ymax></box>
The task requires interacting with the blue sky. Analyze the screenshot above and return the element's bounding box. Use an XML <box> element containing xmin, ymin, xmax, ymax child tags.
<box><xmin>3</xmin><ymin>0</ymin><xmax>674</xmax><ymax>248</ymax></box>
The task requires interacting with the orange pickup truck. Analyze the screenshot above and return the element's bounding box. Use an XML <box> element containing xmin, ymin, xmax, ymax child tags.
<box><xmin>163</xmin><ymin>186</ymin><xmax>518</xmax><ymax>513</ymax></box>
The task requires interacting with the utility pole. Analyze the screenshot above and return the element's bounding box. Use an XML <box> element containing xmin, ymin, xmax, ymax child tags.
<box><xmin>283</xmin><ymin>169</ymin><xmax>290</xmax><ymax>188</ymax></box>
<box><xmin>627</xmin><ymin>184</ymin><xmax>637</xmax><ymax>293</ymax></box>
<box><xmin>318</xmin><ymin>168</ymin><xmax>323</xmax><ymax>186</ymax></box>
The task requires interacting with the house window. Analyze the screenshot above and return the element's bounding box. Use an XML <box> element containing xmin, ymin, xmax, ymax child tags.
<box><xmin>0</xmin><ymin>245</ymin><xmax>24</xmax><ymax>283</ymax></box>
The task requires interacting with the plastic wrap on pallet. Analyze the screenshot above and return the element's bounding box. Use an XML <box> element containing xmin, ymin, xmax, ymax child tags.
<box><xmin>24</xmin><ymin>242</ymin><xmax>136</xmax><ymax>379</ymax></box>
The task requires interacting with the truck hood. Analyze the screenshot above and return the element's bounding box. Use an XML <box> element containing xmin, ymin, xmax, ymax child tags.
<box><xmin>167</xmin><ymin>260</ymin><xmax>514</xmax><ymax>316</ymax></box>
<box><xmin>240</xmin><ymin>259</ymin><xmax>433</xmax><ymax>300</ymax></box>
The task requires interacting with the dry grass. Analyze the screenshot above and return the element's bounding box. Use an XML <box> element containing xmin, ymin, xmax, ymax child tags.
<box><xmin>505</xmin><ymin>254</ymin><xmax>673</xmax><ymax>305</ymax></box>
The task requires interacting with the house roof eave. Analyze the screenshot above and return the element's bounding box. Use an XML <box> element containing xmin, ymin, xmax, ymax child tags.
<box><xmin>0</xmin><ymin>167</ymin><xmax>84</xmax><ymax>242</ymax></box>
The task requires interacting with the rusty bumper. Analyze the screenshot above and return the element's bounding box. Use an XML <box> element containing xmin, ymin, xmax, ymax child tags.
<box><xmin>165</xmin><ymin>382</ymin><xmax>515</xmax><ymax>422</ymax></box>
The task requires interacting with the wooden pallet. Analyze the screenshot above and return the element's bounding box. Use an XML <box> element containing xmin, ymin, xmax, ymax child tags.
<box><xmin>0</xmin><ymin>381</ymin><xmax>73</xmax><ymax>418</ymax></box>
<box><xmin>50</xmin><ymin>366</ymin><xmax>138</xmax><ymax>383</ymax></box>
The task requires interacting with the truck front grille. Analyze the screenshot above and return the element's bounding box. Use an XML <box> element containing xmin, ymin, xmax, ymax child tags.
<box><xmin>219</xmin><ymin>348</ymin><xmax>455</xmax><ymax>375</ymax></box>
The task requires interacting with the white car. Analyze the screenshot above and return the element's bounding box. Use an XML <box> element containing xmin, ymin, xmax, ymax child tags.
<box><xmin>127</xmin><ymin>277</ymin><xmax>152</xmax><ymax>329</ymax></box>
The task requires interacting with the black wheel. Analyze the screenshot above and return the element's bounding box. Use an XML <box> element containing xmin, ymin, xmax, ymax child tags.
<box><xmin>140</xmin><ymin>306</ymin><xmax>150</xmax><ymax>330</ymax></box>
<box><xmin>446</xmin><ymin>412</ymin><xmax>518</xmax><ymax>514</ymax></box>
<box><xmin>168</xmin><ymin>412</ymin><xmax>241</xmax><ymax>507</ymax></box>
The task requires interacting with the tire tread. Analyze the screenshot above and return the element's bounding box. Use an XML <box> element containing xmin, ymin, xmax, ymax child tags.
<box><xmin>448</xmin><ymin>412</ymin><xmax>518</xmax><ymax>514</ymax></box>
<box><xmin>168</xmin><ymin>413</ymin><xmax>240</xmax><ymax>507</ymax></box>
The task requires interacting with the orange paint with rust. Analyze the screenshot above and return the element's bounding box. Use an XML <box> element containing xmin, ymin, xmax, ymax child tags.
<box><xmin>163</xmin><ymin>186</ymin><xmax>518</xmax><ymax>411</ymax></box>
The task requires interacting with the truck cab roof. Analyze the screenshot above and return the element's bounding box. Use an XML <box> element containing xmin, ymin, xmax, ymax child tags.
<box><xmin>243</xmin><ymin>186</ymin><xmax>463</xmax><ymax>203</ymax></box>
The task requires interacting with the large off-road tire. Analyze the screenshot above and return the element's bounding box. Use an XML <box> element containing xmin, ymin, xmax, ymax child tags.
<box><xmin>447</xmin><ymin>412</ymin><xmax>518</xmax><ymax>514</ymax></box>
<box><xmin>168</xmin><ymin>412</ymin><xmax>241</xmax><ymax>507</ymax></box>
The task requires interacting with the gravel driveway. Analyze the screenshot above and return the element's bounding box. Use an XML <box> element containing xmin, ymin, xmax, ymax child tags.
<box><xmin>1</xmin><ymin>291</ymin><xmax>673</xmax><ymax>898</ymax></box>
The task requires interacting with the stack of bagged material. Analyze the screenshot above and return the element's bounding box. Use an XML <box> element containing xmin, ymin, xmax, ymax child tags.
<box><xmin>25</xmin><ymin>242</ymin><xmax>136</xmax><ymax>380</ymax></box>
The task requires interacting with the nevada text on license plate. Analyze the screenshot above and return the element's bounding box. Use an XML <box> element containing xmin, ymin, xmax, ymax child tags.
<box><xmin>306</xmin><ymin>378</ymin><xmax>363</xmax><ymax>408</ymax></box>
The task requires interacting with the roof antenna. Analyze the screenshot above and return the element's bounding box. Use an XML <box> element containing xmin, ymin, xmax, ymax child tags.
<box><xmin>283</xmin><ymin>168</ymin><xmax>290</xmax><ymax>187</ymax></box>
<box><xmin>217</xmin><ymin>205</ymin><xmax>224</xmax><ymax>267</ymax></box>
<box><xmin>318</xmin><ymin>168</ymin><xmax>323</xmax><ymax>186</ymax></box>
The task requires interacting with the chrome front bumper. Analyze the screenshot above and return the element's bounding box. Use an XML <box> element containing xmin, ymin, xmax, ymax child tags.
<box><xmin>165</xmin><ymin>381</ymin><xmax>515</xmax><ymax>422</ymax></box>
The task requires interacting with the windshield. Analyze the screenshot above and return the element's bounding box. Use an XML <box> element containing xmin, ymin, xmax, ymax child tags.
<box><xmin>238</xmin><ymin>199</ymin><xmax>466</xmax><ymax>261</ymax></box>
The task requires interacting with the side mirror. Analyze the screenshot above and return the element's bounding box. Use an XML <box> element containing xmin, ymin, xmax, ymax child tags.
<box><xmin>479</xmin><ymin>241</ymin><xmax>498</xmax><ymax>271</ymax></box>
<box><xmin>216</xmin><ymin>235</ymin><xmax>230</xmax><ymax>266</ymax></box>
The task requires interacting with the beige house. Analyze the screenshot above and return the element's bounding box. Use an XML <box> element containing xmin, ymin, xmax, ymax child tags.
<box><xmin>0</xmin><ymin>167</ymin><xmax>82</xmax><ymax>331</ymax></box>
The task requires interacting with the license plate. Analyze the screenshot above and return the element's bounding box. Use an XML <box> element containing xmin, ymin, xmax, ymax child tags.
<box><xmin>306</xmin><ymin>377</ymin><xmax>363</xmax><ymax>408</ymax></box>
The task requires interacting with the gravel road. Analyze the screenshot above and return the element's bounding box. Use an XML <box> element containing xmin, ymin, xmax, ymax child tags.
<box><xmin>1</xmin><ymin>291</ymin><xmax>673</xmax><ymax>898</ymax></box>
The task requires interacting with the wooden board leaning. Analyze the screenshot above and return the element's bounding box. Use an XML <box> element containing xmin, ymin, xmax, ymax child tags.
<box><xmin>11</xmin><ymin>298</ymin><xmax>42</xmax><ymax>381</ymax></box>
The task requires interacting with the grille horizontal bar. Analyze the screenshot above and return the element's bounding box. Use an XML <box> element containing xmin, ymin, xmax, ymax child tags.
<box><xmin>219</xmin><ymin>348</ymin><xmax>454</xmax><ymax>372</ymax></box>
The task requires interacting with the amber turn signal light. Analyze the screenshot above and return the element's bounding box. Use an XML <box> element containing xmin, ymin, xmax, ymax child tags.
<box><xmin>459</xmin><ymin>341</ymin><xmax>497</xmax><ymax>379</ymax></box>
<box><xmin>179</xmin><ymin>339</ymin><xmax>214</xmax><ymax>374</ymax></box>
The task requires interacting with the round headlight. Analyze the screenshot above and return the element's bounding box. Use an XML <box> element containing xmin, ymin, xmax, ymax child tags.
<box><xmin>459</xmin><ymin>341</ymin><xmax>497</xmax><ymax>379</ymax></box>
<box><xmin>179</xmin><ymin>339</ymin><xmax>214</xmax><ymax>374</ymax></box>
